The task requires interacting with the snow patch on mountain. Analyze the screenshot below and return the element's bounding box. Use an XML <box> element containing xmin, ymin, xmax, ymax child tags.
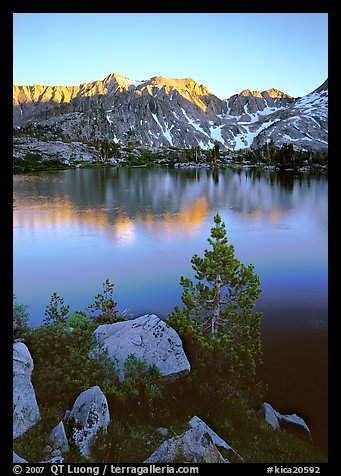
<box><xmin>13</xmin><ymin>73</ymin><xmax>328</xmax><ymax>152</ymax></box>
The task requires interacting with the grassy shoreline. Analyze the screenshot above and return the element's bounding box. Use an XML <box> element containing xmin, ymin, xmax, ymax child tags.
<box><xmin>13</xmin><ymin>294</ymin><xmax>327</xmax><ymax>463</ymax></box>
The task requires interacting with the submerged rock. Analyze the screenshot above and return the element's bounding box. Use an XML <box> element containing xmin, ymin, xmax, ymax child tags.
<box><xmin>13</xmin><ymin>342</ymin><xmax>41</xmax><ymax>439</ymax></box>
<box><xmin>92</xmin><ymin>314</ymin><xmax>190</xmax><ymax>381</ymax></box>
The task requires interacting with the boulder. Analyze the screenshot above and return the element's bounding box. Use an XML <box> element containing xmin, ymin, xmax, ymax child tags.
<box><xmin>262</xmin><ymin>402</ymin><xmax>281</xmax><ymax>430</ymax></box>
<box><xmin>49</xmin><ymin>421</ymin><xmax>70</xmax><ymax>454</ymax></box>
<box><xmin>13</xmin><ymin>342</ymin><xmax>41</xmax><ymax>439</ymax></box>
<box><xmin>277</xmin><ymin>413</ymin><xmax>312</xmax><ymax>442</ymax></box>
<box><xmin>189</xmin><ymin>416</ymin><xmax>243</xmax><ymax>461</ymax></box>
<box><xmin>41</xmin><ymin>455</ymin><xmax>64</xmax><ymax>463</ymax></box>
<box><xmin>92</xmin><ymin>314</ymin><xmax>190</xmax><ymax>381</ymax></box>
<box><xmin>157</xmin><ymin>427</ymin><xmax>169</xmax><ymax>437</ymax></box>
<box><xmin>13</xmin><ymin>451</ymin><xmax>28</xmax><ymax>463</ymax></box>
<box><xmin>144</xmin><ymin>425</ymin><xmax>228</xmax><ymax>463</ymax></box>
<box><xmin>65</xmin><ymin>386</ymin><xmax>110</xmax><ymax>458</ymax></box>
<box><xmin>40</xmin><ymin>447</ymin><xmax>64</xmax><ymax>463</ymax></box>
<box><xmin>262</xmin><ymin>402</ymin><xmax>312</xmax><ymax>442</ymax></box>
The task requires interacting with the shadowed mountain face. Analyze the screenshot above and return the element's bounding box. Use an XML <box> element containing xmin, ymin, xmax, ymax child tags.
<box><xmin>13</xmin><ymin>72</ymin><xmax>328</xmax><ymax>151</ymax></box>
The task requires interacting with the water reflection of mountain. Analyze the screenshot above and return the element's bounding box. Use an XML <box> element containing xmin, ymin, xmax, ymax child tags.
<box><xmin>13</xmin><ymin>167</ymin><xmax>328</xmax><ymax>236</ymax></box>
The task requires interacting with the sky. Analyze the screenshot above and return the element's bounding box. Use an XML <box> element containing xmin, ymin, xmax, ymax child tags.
<box><xmin>13</xmin><ymin>13</ymin><xmax>328</xmax><ymax>99</ymax></box>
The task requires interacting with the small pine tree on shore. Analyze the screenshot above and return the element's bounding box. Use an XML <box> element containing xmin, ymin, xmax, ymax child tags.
<box><xmin>167</xmin><ymin>213</ymin><xmax>263</xmax><ymax>399</ymax></box>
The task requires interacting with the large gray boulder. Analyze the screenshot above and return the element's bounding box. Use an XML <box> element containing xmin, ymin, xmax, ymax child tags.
<box><xmin>144</xmin><ymin>424</ymin><xmax>229</xmax><ymax>463</ymax></box>
<box><xmin>13</xmin><ymin>342</ymin><xmax>41</xmax><ymax>439</ymax></box>
<box><xmin>262</xmin><ymin>403</ymin><xmax>312</xmax><ymax>442</ymax></box>
<box><xmin>189</xmin><ymin>416</ymin><xmax>243</xmax><ymax>461</ymax></box>
<box><xmin>49</xmin><ymin>421</ymin><xmax>70</xmax><ymax>454</ymax></box>
<box><xmin>92</xmin><ymin>314</ymin><xmax>190</xmax><ymax>381</ymax></box>
<box><xmin>65</xmin><ymin>386</ymin><xmax>110</xmax><ymax>459</ymax></box>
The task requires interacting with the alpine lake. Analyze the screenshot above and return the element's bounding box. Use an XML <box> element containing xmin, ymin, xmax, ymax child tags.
<box><xmin>13</xmin><ymin>165</ymin><xmax>328</xmax><ymax>454</ymax></box>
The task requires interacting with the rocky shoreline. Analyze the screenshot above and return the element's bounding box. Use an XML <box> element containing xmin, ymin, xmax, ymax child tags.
<box><xmin>13</xmin><ymin>136</ymin><xmax>328</xmax><ymax>175</ymax></box>
<box><xmin>13</xmin><ymin>314</ymin><xmax>315</xmax><ymax>464</ymax></box>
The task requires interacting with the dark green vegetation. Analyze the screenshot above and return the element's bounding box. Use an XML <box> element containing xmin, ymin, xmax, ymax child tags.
<box><xmin>13</xmin><ymin>128</ymin><xmax>328</xmax><ymax>174</ymax></box>
<box><xmin>13</xmin><ymin>217</ymin><xmax>327</xmax><ymax>463</ymax></box>
<box><xmin>168</xmin><ymin>214</ymin><xmax>264</xmax><ymax>405</ymax></box>
<box><xmin>13</xmin><ymin>152</ymin><xmax>69</xmax><ymax>174</ymax></box>
<box><xmin>242</xmin><ymin>141</ymin><xmax>328</xmax><ymax>170</ymax></box>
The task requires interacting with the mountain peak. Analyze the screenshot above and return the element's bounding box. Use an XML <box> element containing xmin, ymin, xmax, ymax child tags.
<box><xmin>141</xmin><ymin>76</ymin><xmax>209</xmax><ymax>94</ymax></box>
<box><xmin>237</xmin><ymin>88</ymin><xmax>292</xmax><ymax>100</ymax></box>
<box><xmin>240</xmin><ymin>89</ymin><xmax>263</xmax><ymax>98</ymax></box>
<box><xmin>262</xmin><ymin>88</ymin><xmax>293</xmax><ymax>99</ymax></box>
<box><xmin>102</xmin><ymin>71</ymin><xmax>135</xmax><ymax>85</ymax></box>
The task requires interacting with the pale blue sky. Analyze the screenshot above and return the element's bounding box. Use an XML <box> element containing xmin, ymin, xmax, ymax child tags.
<box><xmin>13</xmin><ymin>13</ymin><xmax>328</xmax><ymax>99</ymax></box>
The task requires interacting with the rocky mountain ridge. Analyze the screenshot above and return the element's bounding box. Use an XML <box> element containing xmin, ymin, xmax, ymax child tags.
<box><xmin>13</xmin><ymin>72</ymin><xmax>328</xmax><ymax>152</ymax></box>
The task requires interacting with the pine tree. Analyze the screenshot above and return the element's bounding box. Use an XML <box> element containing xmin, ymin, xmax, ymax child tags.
<box><xmin>86</xmin><ymin>278</ymin><xmax>121</xmax><ymax>324</ymax></box>
<box><xmin>44</xmin><ymin>292</ymin><xmax>70</xmax><ymax>324</ymax></box>
<box><xmin>168</xmin><ymin>213</ymin><xmax>263</xmax><ymax>396</ymax></box>
<box><xmin>211</xmin><ymin>143</ymin><xmax>220</xmax><ymax>164</ymax></box>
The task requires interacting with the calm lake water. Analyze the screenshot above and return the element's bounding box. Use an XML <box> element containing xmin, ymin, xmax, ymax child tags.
<box><xmin>13</xmin><ymin>166</ymin><xmax>328</xmax><ymax>454</ymax></box>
